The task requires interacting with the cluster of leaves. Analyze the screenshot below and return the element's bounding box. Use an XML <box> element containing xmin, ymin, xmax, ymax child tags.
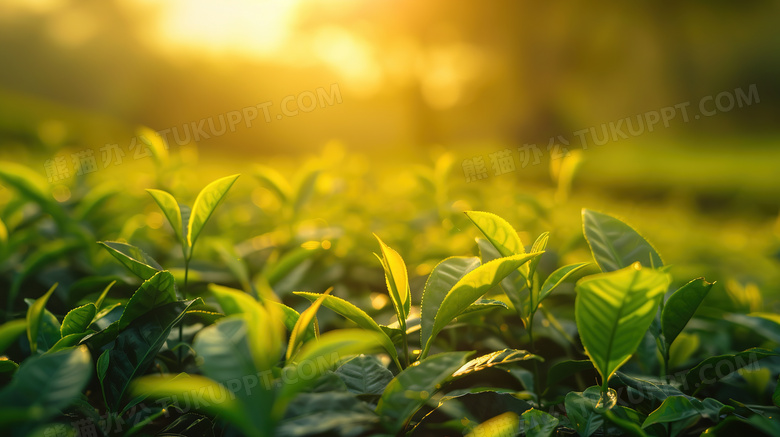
<box><xmin>1</xmin><ymin>161</ymin><xmax>780</xmax><ymax>437</ymax></box>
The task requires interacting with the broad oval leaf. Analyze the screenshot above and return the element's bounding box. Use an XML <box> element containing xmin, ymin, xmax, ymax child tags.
<box><xmin>61</xmin><ymin>303</ymin><xmax>97</xmax><ymax>337</ymax></box>
<box><xmin>661</xmin><ymin>278</ymin><xmax>714</xmax><ymax>349</ymax></box>
<box><xmin>521</xmin><ymin>408</ymin><xmax>559</xmax><ymax>437</ymax></box>
<box><xmin>146</xmin><ymin>189</ymin><xmax>185</xmax><ymax>247</ymax></box>
<box><xmin>0</xmin><ymin>346</ymin><xmax>91</xmax><ymax>426</ymax></box>
<box><xmin>376</xmin><ymin>351</ymin><xmax>472</xmax><ymax>433</ymax></box>
<box><xmin>641</xmin><ymin>396</ymin><xmax>732</xmax><ymax>429</ymax></box>
<box><xmin>188</xmin><ymin>174</ymin><xmax>240</xmax><ymax>248</ymax></box>
<box><xmin>465</xmin><ymin>211</ymin><xmax>524</xmax><ymax>257</ymax></box>
<box><xmin>374</xmin><ymin>235</ymin><xmax>410</xmax><ymax>324</ymax></box>
<box><xmin>102</xmin><ymin>299</ymin><xmax>199</xmax><ymax>411</ymax></box>
<box><xmin>294</xmin><ymin>291</ymin><xmax>400</xmax><ymax>369</ymax></box>
<box><xmin>336</xmin><ymin>355</ymin><xmax>394</xmax><ymax>396</ymax></box>
<box><xmin>582</xmin><ymin>209</ymin><xmax>663</xmax><ymax>272</ymax></box>
<box><xmin>422</xmin><ymin>252</ymin><xmax>542</xmax><ymax>358</ymax></box>
<box><xmin>420</xmin><ymin>256</ymin><xmax>481</xmax><ymax>357</ymax></box>
<box><xmin>26</xmin><ymin>283</ymin><xmax>58</xmax><ymax>355</ymax></box>
<box><xmin>99</xmin><ymin>241</ymin><xmax>163</xmax><ymax>280</ymax></box>
<box><xmin>575</xmin><ymin>263</ymin><xmax>669</xmax><ymax>390</ymax></box>
<box><xmin>118</xmin><ymin>271</ymin><xmax>177</xmax><ymax>330</ymax></box>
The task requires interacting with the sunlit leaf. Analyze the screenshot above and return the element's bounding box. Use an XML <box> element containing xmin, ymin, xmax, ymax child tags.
<box><xmin>60</xmin><ymin>303</ymin><xmax>96</xmax><ymax>337</ymax></box>
<box><xmin>465</xmin><ymin>211</ymin><xmax>525</xmax><ymax>257</ymax></box>
<box><xmin>661</xmin><ymin>278</ymin><xmax>713</xmax><ymax>349</ymax></box>
<box><xmin>146</xmin><ymin>189</ymin><xmax>185</xmax><ymax>247</ymax></box>
<box><xmin>188</xmin><ymin>174</ymin><xmax>240</xmax><ymax>248</ymax></box>
<box><xmin>538</xmin><ymin>262</ymin><xmax>590</xmax><ymax>307</ymax></box>
<box><xmin>375</xmin><ymin>234</ymin><xmax>411</xmax><ymax>325</ymax></box>
<box><xmin>452</xmin><ymin>349</ymin><xmax>541</xmax><ymax>377</ymax></box>
<box><xmin>118</xmin><ymin>270</ymin><xmax>177</xmax><ymax>329</ymax></box>
<box><xmin>575</xmin><ymin>263</ymin><xmax>669</xmax><ymax>390</ymax></box>
<box><xmin>287</xmin><ymin>288</ymin><xmax>332</xmax><ymax>362</ymax></box>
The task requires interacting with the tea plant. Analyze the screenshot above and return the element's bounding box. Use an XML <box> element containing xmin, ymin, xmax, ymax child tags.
<box><xmin>0</xmin><ymin>162</ymin><xmax>778</xmax><ymax>437</ymax></box>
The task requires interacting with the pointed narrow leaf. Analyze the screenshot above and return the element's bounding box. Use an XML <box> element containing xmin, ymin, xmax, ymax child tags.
<box><xmin>146</xmin><ymin>189</ymin><xmax>185</xmax><ymax>247</ymax></box>
<box><xmin>452</xmin><ymin>349</ymin><xmax>541</xmax><ymax>377</ymax></box>
<box><xmin>582</xmin><ymin>209</ymin><xmax>663</xmax><ymax>272</ymax></box>
<box><xmin>27</xmin><ymin>283</ymin><xmax>58</xmax><ymax>355</ymax></box>
<box><xmin>528</xmin><ymin>232</ymin><xmax>549</xmax><ymax>280</ymax></box>
<box><xmin>465</xmin><ymin>211</ymin><xmax>524</xmax><ymax>257</ymax></box>
<box><xmin>61</xmin><ymin>303</ymin><xmax>97</xmax><ymax>337</ymax></box>
<box><xmin>99</xmin><ymin>241</ymin><xmax>162</xmax><ymax>280</ymax></box>
<box><xmin>294</xmin><ymin>291</ymin><xmax>400</xmax><ymax>368</ymax></box>
<box><xmin>95</xmin><ymin>280</ymin><xmax>116</xmax><ymax>311</ymax></box>
<box><xmin>375</xmin><ymin>235</ymin><xmax>410</xmax><ymax>323</ymax></box>
<box><xmin>118</xmin><ymin>271</ymin><xmax>177</xmax><ymax>330</ymax></box>
<box><xmin>661</xmin><ymin>278</ymin><xmax>714</xmax><ymax>349</ymax></box>
<box><xmin>287</xmin><ymin>288</ymin><xmax>332</xmax><ymax>362</ymax></box>
<box><xmin>420</xmin><ymin>256</ymin><xmax>480</xmax><ymax>356</ymax></box>
<box><xmin>377</xmin><ymin>351</ymin><xmax>472</xmax><ymax>433</ymax></box>
<box><xmin>538</xmin><ymin>262</ymin><xmax>590</xmax><ymax>306</ymax></box>
<box><xmin>575</xmin><ymin>263</ymin><xmax>669</xmax><ymax>389</ymax></box>
<box><xmin>0</xmin><ymin>319</ymin><xmax>27</xmax><ymax>355</ymax></box>
<box><xmin>422</xmin><ymin>252</ymin><xmax>542</xmax><ymax>358</ymax></box>
<box><xmin>188</xmin><ymin>174</ymin><xmax>240</xmax><ymax>248</ymax></box>
<box><xmin>255</xmin><ymin>164</ymin><xmax>292</xmax><ymax>202</ymax></box>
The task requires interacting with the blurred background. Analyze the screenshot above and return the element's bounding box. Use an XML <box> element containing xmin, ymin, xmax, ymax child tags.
<box><xmin>1</xmin><ymin>0</ymin><xmax>779</xmax><ymax>313</ymax></box>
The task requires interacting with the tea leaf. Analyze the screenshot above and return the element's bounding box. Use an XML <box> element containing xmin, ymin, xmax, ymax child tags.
<box><xmin>118</xmin><ymin>270</ymin><xmax>177</xmax><ymax>330</ymax></box>
<box><xmin>465</xmin><ymin>211</ymin><xmax>525</xmax><ymax>257</ymax></box>
<box><xmin>661</xmin><ymin>278</ymin><xmax>714</xmax><ymax>349</ymax></box>
<box><xmin>188</xmin><ymin>174</ymin><xmax>240</xmax><ymax>248</ymax></box>
<box><xmin>146</xmin><ymin>189</ymin><xmax>185</xmax><ymax>247</ymax></box>
<box><xmin>521</xmin><ymin>408</ymin><xmax>559</xmax><ymax>437</ymax></box>
<box><xmin>99</xmin><ymin>241</ymin><xmax>162</xmax><ymax>280</ymax></box>
<box><xmin>375</xmin><ymin>235</ymin><xmax>411</xmax><ymax>325</ymax></box>
<box><xmin>582</xmin><ymin>209</ymin><xmax>663</xmax><ymax>272</ymax></box>
<box><xmin>336</xmin><ymin>355</ymin><xmax>394</xmax><ymax>395</ymax></box>
<box><xmin>60</xmin><ymin>303</ymin><xmax>96</xmax><ymax>337</ymax></box>
<box><xmin>26</xmin><ymin>283</ymin><xmax>58</xmax><ymax>355</ymax></box>
<box><xmin>0</xmin><ymin>319</ymin><xmax>27</xmax><ymax>355</ymax></box>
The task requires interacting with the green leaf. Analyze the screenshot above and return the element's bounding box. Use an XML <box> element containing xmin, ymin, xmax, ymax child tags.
<box><xmin>8</xmin><ymin>240</ymin><xmax>81</xmax><ymax>313</ymax></box>
<box><xmin>288</xmin><ymin>288</ymin><xmax>331</xmax><ymax>362</ymax></box>
<box><xmin>131</xmin><ymin>374</ymin><xmax>259</xmax><ymax>437</ymax></box>
<box><xmin>294</xmin><ymin>291</ymin><xmax>400</xmax><ymax>369</ymax></box>
<box><xmin>422</xmin><ymin>252</ymin><xmax>542</xmax><ymax>358</ymax></box>
<box><xmin>278</xmin><ymin>392</ymin><xmax>379</xmax><ymax>437</ymax></box>
<box><xmin>465</xmin><ymin>211</ymin><xmax>525</xmax><ymax>257</ymax></box>
<box><xmin>47</xmin><ymin>332</ymin><xmax>91</xmax><ymax>353</ymax></box>
<box><xmin>614</xmin><ymin>372</ymin><xmax>689</xmax><ymax>411</ymax></box>
<box><xmin>101</xmin><ymin>299</ymin><xmax>199</xmax><ymax>411</ymax></box>
<box><xmin>661</xmin><ymin>278</ymin><xmax>714</xmax><ymax>349</ymax></box>
<box><xmin>420</xmin><ymin>256</ymin><xmax>481</xmax><ymax>357</ymax></box>
<box><xmin>575</xmin><ymin>263</ymin><xmax>669</xmax><ymax>390</ymax></box>
<box><xmin>774</xmin><ymin>375</ymin><xmax>780</xmax><ymax>408</ymax></box>
<box><xmin>565</xmin><ymin>386</ymin><xmax>604</xmax><ymax>437</ymax></box>
<box><xmin>582</xmin><ymin>209</ymin><xmax>663</xmax><ymax>272</ymax></box>
<box><xmin>94</xmin><ymin>280</ymin><xmax>116</xmax><ymax>311</ymax></box>
<box><xmin>375</xmin><ymin>235</ymin><xmax>411</xmax><ymax>325</ymax></box>
<box><xmin>642</xmin><ymin>396</ymin><xmax>732</xmax><ymax>429</ymax></box>
<box><xmin>265</xmin><ymin>246</ymin><xmax>322</xmax><ymax>287</ymax></box>
<box><xmin>118</xmin><ymin>270</ymin><xmax>177</xmax><ymax>330</ymax></box>
<box><xmin>528</xmin><ymin>231</ymin><xmax>549</xmax><ymax>281</ymax></box>
<box><xmin>60</xmin><ymin>303</ymin><xmax>97</xmax><ymax>337</ymax></box>
<box><xmin>683</xmin><ymin>348</ymin><xmax>778</xmax><ymax>394</ymax></box>
<box><xmin>99</xmin><ymin>241</ymin><xmax>163</xmax><ymax>280</ymax></box>
<box><xmin>0</xmin><ymin>346</ymin><xmax>91</xmax><ymax>426</ymax></box>
<box><xmin>538</xmin><ymin>262</ymin><xmax>590</xmax><ymax>306</ymax></box>
<box><xmin>147</xmin><ymin>189</ymin><xmax>185</xmax><ymax>247</ymax></box>
<box><xmin>0</xmin><ymin>319</ymin><xmax>27</xmax><ymax>355</ymax></box>
<box><xmin>452</xmin><ymin>349</ymin><xmax>542</xmax><ymax>377</ymax></box>
<box><xmin>0</xmin><ymin>161</ymin><xmax>64</xmax><ymax>223</ymax></box>
<box><xmin>292</xmin><ymin>167</ymin><xmax>320</xmax><ymax>214</ymax></box>
<box><xmin>0</xmin><ymin>217</ymin><xmax>7</xmax><ymax>247</ymax></box>
<box><xmin>26</xmin><ymin>283</ymin><xmax>58</xmax><ymax>355</ymax></box>
<box><xmin>336</xmin><ymin>355</ymin><xmax>394</xmax><ymax>395</ymax></box>
<box><xmin>208</xmin><ymin>284</ymin><xmax>285</xmax><ymax>372</ymax></box>
<box><xmin>376</xmin><ymin>351</ymin><xmax>472</xmax><ymax>433</ymax></box>
<box><xmin>188</xmin><ymin>174</ymin><xmax>240</xmax><ymax>248</ymax></box>
<box><xmin>521</xmin><ymin>408</ymin><xmax>559</xmax><ymax>437</ymax></box>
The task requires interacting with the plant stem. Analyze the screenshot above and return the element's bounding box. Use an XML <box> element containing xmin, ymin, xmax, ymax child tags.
<box><xmin>178</xmin><ymin>256</ymin><xmax>190</xmax><ymax>367</ymax></box>
<box><xmin>528</xmin><ymin>312</ymin><xmax>542</xmax><ymax>406</ymax></box>
<box><xmin>402</xmin><ymin>324</ymin><xmax>409</xmax><ymax>368</ymax></box>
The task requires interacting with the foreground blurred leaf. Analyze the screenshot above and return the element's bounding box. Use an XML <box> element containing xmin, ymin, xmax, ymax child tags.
<box><xmin>0</xmin><ymin>319</ymin><xmax>27</xmax><ymax>355</ymax></box>
<box><xmin>582</xmin><ymin>209</ymin><xmax>663</xmax><ymax>272</ymax></box>
<box><xmin>683</xmin><ymin>348</ymin><xmax>778</xmax><ymax>395</ymax></box>
<box><xmin>0</xmin><ymin>346</ymin><xmax>91</xmax><ymax>426</ymax></box>
<box><xmin>575</xmin><ymin>263</ymin><xmax>669</xmax><ymax>391</ymax></box>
